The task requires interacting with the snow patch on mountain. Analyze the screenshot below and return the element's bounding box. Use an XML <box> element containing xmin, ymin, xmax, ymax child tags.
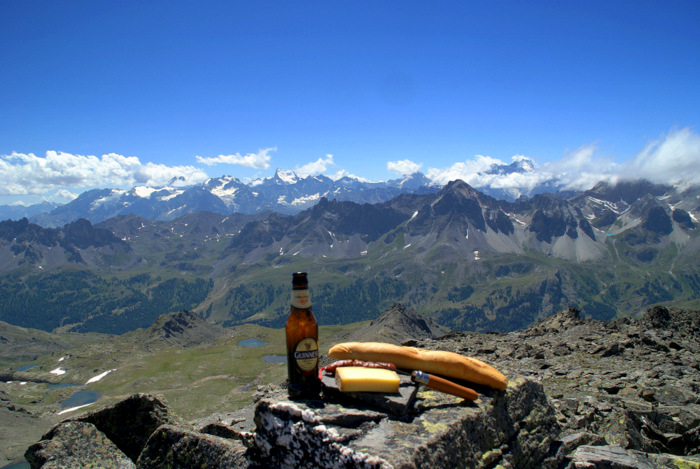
<box><xmin>290</xmin><ymin>194</ymin><xmax>322</xmax><ymax>206</ymax></box>
<box><xmin>159</xmin><ymin>190</ymin><xmax>183</xmax><ymax>201</ymax></box>
<box><xmin>91</xmin><ymin>189</ymin><xmax>126</xmax><ymax>209</ymax></box>
<box><xmin>276</xmin><ymin>169</ymin><xmax>299</xmax><ymax>184</ymax></box>
<box><xmin>133</xmin><ymin>186</ymin><xmax>158</xmax><ymax>198</ymax></box>
<box><xmin>210</xmin><ymin>182</ymin><xmax>238</xmax><ymax>201</ymax></box>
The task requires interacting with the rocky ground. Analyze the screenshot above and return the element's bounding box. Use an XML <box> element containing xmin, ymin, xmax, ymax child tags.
<box><xmin>19</xmin><ymin>304</ymin><xmax>700</xmax><ymax>468</ymax></box>
<box><xmin>412</xmin><ymin>305</ymin><xmax>700</xmax><ymax>466</ymax></box>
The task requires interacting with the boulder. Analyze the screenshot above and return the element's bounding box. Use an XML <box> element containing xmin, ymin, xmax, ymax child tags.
<box><xmin>25</xmin><ymin>420</ymin><xmax>135</xmax><ymax>469</ymax></box>
<box><xmin>73</xmin><ymin>393</ymin><xmax>174</xmax><ymax>462</ymax></box>
<box><xmin>25</xmin><ymin>393</ymin><xmax>174</xmax><ymax>468</ymax></box>
<box><xmin>644</xmin><ymin>305</ymin><xmax>673</xmax><ymax>329</ymax></box>
<box><xmin>137</xmin><ymin>425</ymin><xmax>249</xmax><ymax>468</ymax></box>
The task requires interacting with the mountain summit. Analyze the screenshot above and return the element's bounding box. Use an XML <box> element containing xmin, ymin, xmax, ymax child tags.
<box><xmin>146</xmin><ymin>310</ymin><xmax>227</xmax><ymax>347</ymax></box>
<box><xmin>346</xmin><ymin>303</ymin><xmax>450</xmax><ymax>344</ymax></box>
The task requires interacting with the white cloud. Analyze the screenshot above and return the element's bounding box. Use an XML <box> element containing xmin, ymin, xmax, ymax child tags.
<box><xmin>545</xmin><ymin>143</ymin><xmax>620</xmax><ymax>190</ymax></box>
<box><xmin>327</xmin><ymin>169</ymin><xmax>371</xmax><ymax>182</ymax></box>
<box><xmin>295</xmin><ymin>154</ymin><xmax>335</xmax><ymax>178</ymax></box>
<box><xmin>626</xmin><ymin>127</ymin><xmax>700</xmax><ymax>184</ymax></box>
<box><xmin>426</xmin><ymin>155</ymin><xmax>550</xmax><ymax>191</ymax></box>
<box><xmin>547</xmin><ymin>127</ymin><xmax>700</xmax><ymax>189</ymax></box>
<box><xmin>387</xmin><ymin>159</ymin><xmax>422</xmax><ymax>175</ymax></box>
<box><xmin>52</xmin><ymin>189</ymin><xmax>79</xmax><ymax>203</ymax></box>
<box><xmin>423</xmin><ymin>128</ymin><xmax>700</xmax><ymax>193</ymax></box>
<box><xmin>0</xmin><ymin>151</ymin><xmax>208</xmax><ymax>196</ymax></box>
<box><xmin>195</xmin><ymin>147</ymin><xmax>274</xmax><ymax>169</ymax></box>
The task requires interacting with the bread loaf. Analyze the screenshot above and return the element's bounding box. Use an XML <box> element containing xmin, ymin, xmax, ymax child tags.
<box><xmin>328</xmin><ymin>341</ymin><xmax>507</xmax><ymax>390</ymax></box>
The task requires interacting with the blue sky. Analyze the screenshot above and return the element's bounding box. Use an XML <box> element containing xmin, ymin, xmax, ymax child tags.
<box><xmin>1</xmin><ymin>1</ymin><xmax>699</xmax><ymax>205</ymax></box>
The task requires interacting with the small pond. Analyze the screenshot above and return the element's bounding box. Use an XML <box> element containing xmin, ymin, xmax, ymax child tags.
<box><xmin>262</xmin><ymin>355</ymin><xmax>287</xmax><ymax>364</ymax></box>
<box><xmin>238</xmin><ymin>338</ymin><xmax>268</xmax><ymax>347</ymax></box>
<box><xmin>60</xmin><ymin>390</ymin><xmax>101</xmax><ymax>409</ymax></box>
<box><xmin>0</xmin><ymin>460</ymin><xmax>30</xmax><ymax>469</ymax></box>
<box><xmin>16</xmin><ymin>364</ymin><xmax>38</xmax><ymax>372</ymax></box>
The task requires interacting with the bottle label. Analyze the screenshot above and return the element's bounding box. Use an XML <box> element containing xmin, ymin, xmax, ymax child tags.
<box><xmin>291</xmin><ymin>289</ymin><xmax>311</xmax><ymax>309</ymax></box>
<box><xmin>294</xmin><ymin>337</ymin><xmax>318</xmax><ymax>372</ymax></box>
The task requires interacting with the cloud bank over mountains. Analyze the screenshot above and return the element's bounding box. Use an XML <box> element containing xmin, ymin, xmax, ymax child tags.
<box><xmin>2</xmin><ymin>127</ymin><xmax>698</xmax><ymax>206</ymax></box>
<box><xmin>0</xmin><ymin>151</ymin><xmax>208</xmax><ymax>202</ymax></box>
<box><xmin>408</xmin><ymin>127</ymin><xmax>700</xmax><ymax>191</ymax></box>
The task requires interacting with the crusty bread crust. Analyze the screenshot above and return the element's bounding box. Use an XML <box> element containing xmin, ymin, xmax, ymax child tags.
<box><xmin>329</xmin><ymin>341</ymin><xmax>507</xmax><ymax>390</ymax></box>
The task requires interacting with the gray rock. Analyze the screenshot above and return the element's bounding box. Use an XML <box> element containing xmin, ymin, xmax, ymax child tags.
<box><xmin>137</xmin><ymin>424</ymin><xmax>249</xmax><ymax>469</ymax></box>
<box><xmin>25</xmin><ymin>420</ymin><xmax>135</xmax><ymax>469</ymax></box>
<box><xmin>244</xmin><ymin>376</ymin><xmax>560</xmax><ymax>468</ymax></box>
<box><xmin>644</xmin><ymin>305</ymin><xmax>672</xmax><ymax>329</ymax></box>
<box><xmin>567</xmin><ymin>444</ymin><xmax>657</xmax><ymax>469</ymax></box>
<box><xmin>442</xmin><ymin>305</ymin><xmax>700</xmax><ymax>461</ymax></box>
<box><xmin>556</xmin><ymin>431</ymin><xmax>606</xmax><ymax>459</ymax></box>
<box><xmin>72</xmin><ymin>393</ymin><xmax>174</xmax><ymax>462</ymax></box>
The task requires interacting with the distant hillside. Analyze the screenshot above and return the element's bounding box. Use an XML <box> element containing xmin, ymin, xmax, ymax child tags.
<box><xmin>0</xmin><ymin>217</ymin><xmax>136</xmax><ymax>273</ymax></box>
<box><xmin>0</xmin><ymin>178</ymin><xmax>698</xmax><ymax>335</ymax></box>
<box><xmin>0</xmin><ymin>320</ymin><xmax>93</xmax><ymax>364</ymax></box>
<box><xmin>344</xmin><ymin>303</ymin><xmax>450</xmax><ymax>344</ymax></box>
<box><xmin>145</xmin><ymin>310</ymin><xmax>229</xmax><ymax>347</ymax></box>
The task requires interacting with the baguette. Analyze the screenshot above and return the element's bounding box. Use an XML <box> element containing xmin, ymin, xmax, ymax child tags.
<box><xmin>328</xmin><ymin>341</ymin><xmax>507</xmax><ymax>390</ymax></box>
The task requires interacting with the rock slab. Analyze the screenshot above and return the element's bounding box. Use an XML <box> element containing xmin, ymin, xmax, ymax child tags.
<box><xmin>137</xmin><ymin>424</ymin><xmax>248</xmax><ymax>468</ymax></box>
<box><xmin>245</xmin><ymin>376</ymin><xmax>559</xmax><ymax>468</ymax></box>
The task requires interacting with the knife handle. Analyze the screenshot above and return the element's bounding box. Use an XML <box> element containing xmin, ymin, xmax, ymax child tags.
<box><xmin>412</xmin><ymin>371</ymin><xmax>478</xmax><ymax>401</ymax></box>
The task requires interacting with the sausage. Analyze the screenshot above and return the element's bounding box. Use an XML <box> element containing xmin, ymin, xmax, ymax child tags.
<box><xmin>354</xmin><ymin>360</ymin><xmax>397</xmax><ymax>370</ymax></box>
<box><xmin>324</xmin><ymin>359</ymin><xmax>397</xmax><ymax>374</ymax></box>
<box><xmin>324</xmin><ymin>359</ymin><xmax>354</xmax><ymax>373</ymax></box>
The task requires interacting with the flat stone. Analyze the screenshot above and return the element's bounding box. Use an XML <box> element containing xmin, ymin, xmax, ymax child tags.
<box><xmin>320</xmin><ymin>369</ymin><xmax>419</xmax><ymax>415</ymax></box>
<box><xmin>568</xmin><ymin>444</ymin><xmax>656</xmax><ymax>469</ymax></box>
<box><xmin>245</xmin><ymin>375</ymin><xmax>560</xmax><ymax>468</ymax></box>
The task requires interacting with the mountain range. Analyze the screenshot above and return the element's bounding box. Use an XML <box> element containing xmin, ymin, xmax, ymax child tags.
<box><xmin>2</xmin><ymin>157</ymin><xmax>576</xmax><ymax>228</ymax></box>
<box><xmin>0</xmin><ymin>177</ymin><xmax>698</xmax><ymax>335</ymax></box>
<box><xmin>14</xmin><ymin>170</ymin><xmax>436</xmax><ymax>228</ymax></box>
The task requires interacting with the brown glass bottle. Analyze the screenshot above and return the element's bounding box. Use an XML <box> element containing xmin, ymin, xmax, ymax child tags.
<box><xmin>285</xmin><ymin>272</ymin><xmax>320</xmax><ymax>399</ymax></box>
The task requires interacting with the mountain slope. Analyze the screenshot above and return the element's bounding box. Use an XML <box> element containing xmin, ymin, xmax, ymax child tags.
<box><xmin>0</xmin><ymin>217</ymin><xmax>136</xmax><ymax>273</ymax></box>
<box><xmin>0</xmin><ymin>179</ymin><xmax>698</xmax><ymax>335</ymax></box>
<box><xmin>145</xmin><ymin>309</ymin><xmax>228</xmax><ymax>347</ymax></box>
<box><xmin>345</xmin><ymin>303</ymin><xmax>450</xmax><ymax>344</ymax></box>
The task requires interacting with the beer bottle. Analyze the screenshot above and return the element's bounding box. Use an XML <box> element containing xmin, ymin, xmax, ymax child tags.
<box><xmin>285</xmin><ymin>272</ymin><xmax>320</xmax><ymax>399</ymax></box>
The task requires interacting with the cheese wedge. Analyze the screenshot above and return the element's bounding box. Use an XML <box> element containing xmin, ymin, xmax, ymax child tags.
<box><xmin>335</xmin><ymin>366</ymin><xmax>400</xmax><ymax>393</ymax></box>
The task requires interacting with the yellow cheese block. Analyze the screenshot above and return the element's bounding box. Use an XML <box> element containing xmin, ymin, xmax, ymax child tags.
<box><xmin>334</xmin><ymin>366</ymin><xmax>400</xmax><ymax>393</ymax></box>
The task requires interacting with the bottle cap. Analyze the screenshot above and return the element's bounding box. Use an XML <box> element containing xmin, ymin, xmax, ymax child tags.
<box><xmin>292</xmin><ymin>272</ymin><xmax>308</xmax><ymax>288</ymax></box>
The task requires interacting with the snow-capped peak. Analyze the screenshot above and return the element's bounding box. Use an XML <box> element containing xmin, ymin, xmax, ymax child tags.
<box><xmin>275</xmin><ymin>168</ymin><xmax>299</xmax><ymax>184</ymax></box>
<box><xmin>511</xmin><ymin>155</ymin><xmax>535</xmax><ymax>172</ymax></box>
